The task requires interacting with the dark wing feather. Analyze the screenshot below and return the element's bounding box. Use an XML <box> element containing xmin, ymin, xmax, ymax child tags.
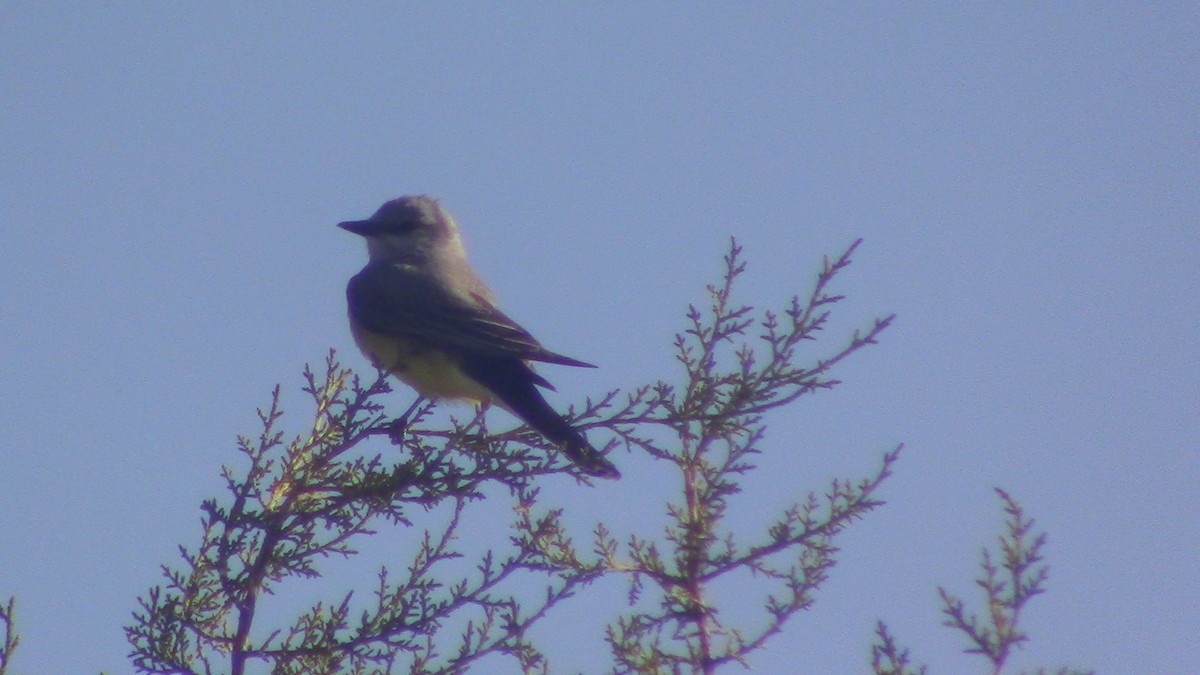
<box><xmin>348</xmin><ymin>261</ymin><xmax>618</xmax><ymax>478</ymax></box>
<box><xmin>347</xmin><ymin>262</ymin><xmax>595</xmax><ymax>368</ymax></box>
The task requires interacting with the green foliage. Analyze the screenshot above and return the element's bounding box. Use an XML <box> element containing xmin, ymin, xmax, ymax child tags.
<box><xmin>873</xmin><ymin>489</ymin><xmax>1093</xmax><ymax>675</ymax></box>
<box><xmin>939</xmin><ymin>488</ymin><xmax>1052</xmax><ymax>668</ymax></box>
<box><xmin>126</xmin><ymin>356</ymin><xmax>611</xmax><ymax>674</ymax></box>
<box><xmin>596</xmin><ymin>240</ymin><xmax>897</xmax><ymax>672</ymax></box>
<box><xmin>111</xmin><ymin>239</ymin><xmax>1089</xmax><ymax>674</ymax></box>
<box><xmin>871</xmin><ymin>621</ymin><xmax>927</xmax><ymax>675</ymax></box>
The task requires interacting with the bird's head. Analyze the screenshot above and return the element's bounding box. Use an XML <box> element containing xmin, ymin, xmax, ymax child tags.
<box><xmin>339</xmin><ymin>195</ymin><xmax>465</xmax><ymax>262</ymax></box>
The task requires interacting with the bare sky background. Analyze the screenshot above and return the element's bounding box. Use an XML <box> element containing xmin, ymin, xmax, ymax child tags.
<box><xmin>2</xmin><ymin>5</ymin><xmax>1197</xmax><ymax>673</ymax></box>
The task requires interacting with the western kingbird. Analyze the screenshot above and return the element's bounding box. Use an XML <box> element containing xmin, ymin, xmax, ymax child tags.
<box><xmin>339</xmin><ymin>195</ymin><xmax>620</xmax><ymax>479</ymax></box>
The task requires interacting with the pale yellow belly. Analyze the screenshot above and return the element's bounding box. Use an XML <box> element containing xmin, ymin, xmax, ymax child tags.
<box><xmin>350</xmin><ymin>323</ymin><xmax>493</xmax><ymax>402</ymax></box>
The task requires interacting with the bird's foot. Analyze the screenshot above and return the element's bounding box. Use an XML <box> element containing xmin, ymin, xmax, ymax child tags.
<box><xmin>387</xmin><ymin>417</ymin><xmax>409</xmax><ymax>445</ymax></box>
<box><xmin>388</xmin><ymin>396</ymin><xmax>427</xmax><ymax>445</ymax></box>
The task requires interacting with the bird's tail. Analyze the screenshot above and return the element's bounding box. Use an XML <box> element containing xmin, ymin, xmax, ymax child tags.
<box><xmin>462</xmin><ymin>357</ymin><xmax>621</xmax><ymax>479</ymax></box>
<box><xmin>557</xmin><ymin>435</ymin><xmax>621</xmax><ymax>480</ymax></box>
<box><xmin>519</xmin><ymin>401</ymin><xmax>620</xmax><ymax>479</ymax></box>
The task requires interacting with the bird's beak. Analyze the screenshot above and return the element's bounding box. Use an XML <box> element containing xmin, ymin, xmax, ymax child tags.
<box><xmin>337</xmin><ymin>219</ymin><xmax>376</xmax><ymax>237</ymax></box>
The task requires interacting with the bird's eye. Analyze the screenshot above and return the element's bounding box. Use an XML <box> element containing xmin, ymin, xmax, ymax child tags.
<box><xmin>393</xmin><ymin>219</ymin><xmax>423</xmax><ymax>234</ymax></box>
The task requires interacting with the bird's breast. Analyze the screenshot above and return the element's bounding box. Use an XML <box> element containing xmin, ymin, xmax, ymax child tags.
<box><xmin>349</xmin><ymin>321</ymin><xmax>493</xmax><ymax>402</ymax></box>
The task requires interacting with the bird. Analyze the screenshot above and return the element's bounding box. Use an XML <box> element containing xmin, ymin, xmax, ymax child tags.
<box><xmin>338</xmin><ymin>195</ymin><xmax>620</xmax><ymax>479</ymax></box>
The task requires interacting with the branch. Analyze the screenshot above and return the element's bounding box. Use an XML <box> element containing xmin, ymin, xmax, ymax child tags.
<box><xmin>0</xmin><ymin>597</ymin><xmax>18</xmax><ymax>675</ymax></box>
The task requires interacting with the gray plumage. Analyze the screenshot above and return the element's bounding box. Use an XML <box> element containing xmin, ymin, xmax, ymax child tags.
<box><xmin>340</xmin><ymin>196</ymin><xmax>619</xmax><ymax>479</ymax></box>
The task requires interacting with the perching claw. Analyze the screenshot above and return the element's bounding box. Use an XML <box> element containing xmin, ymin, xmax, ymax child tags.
<box><xmin>388</xmin><ymin>396</ymin><xmax>427</xmax><ymax>445</ymax></box>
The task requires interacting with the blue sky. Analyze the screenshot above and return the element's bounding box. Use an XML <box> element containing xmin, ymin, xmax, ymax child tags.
<box><xmin>2</xmin><ymin>4</ymin><xmax>1197</xmax><ymax>673</ymax></box>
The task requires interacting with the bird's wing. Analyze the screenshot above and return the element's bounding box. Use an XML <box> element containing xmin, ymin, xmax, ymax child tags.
<box><xmin>347</xmin><ymin>262</ymin><xmax>596</xmax><ymax>368</ymax></box>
